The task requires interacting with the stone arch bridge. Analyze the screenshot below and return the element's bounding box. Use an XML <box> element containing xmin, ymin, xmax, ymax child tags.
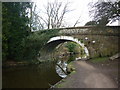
<box><xmin>39</xmin><ymin>26</ymin><xmax>119</xmax><ymax>60</ymax></box>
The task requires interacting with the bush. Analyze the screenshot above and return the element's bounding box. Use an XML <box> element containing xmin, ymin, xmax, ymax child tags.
<box><xmin>65</xmin><ymin>42</ymin><xmax>77</xmax><ymax>53</ymax></box>
<box><xmin>21</xmin><ymin>29</ymin><xmax>60</xmax><ymax>61</ymax></box>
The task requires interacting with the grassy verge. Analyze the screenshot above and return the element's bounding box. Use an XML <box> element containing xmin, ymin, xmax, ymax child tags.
<box><xmin>54</xmin><ymin>61</ymin><xmax>76</xmax><ymax>88</ymax></box>
<box><xmin>66</xmin><ymin>61</ymin><xmax>76</xmax><ymax>74</ymax></box>
<box><xmin>89</xmin><ymin>57</ymin><xmax>109</xmax><ymax>63</ymax></box>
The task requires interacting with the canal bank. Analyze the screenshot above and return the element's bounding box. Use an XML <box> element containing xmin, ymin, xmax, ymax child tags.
<box><xmin>52</xmin><ymin>57</ymin><xmax>119</xmax><ymax>88</ymax></box>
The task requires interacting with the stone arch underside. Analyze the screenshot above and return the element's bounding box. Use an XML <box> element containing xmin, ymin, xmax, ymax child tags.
<box><xmin>40</xmin><ymin>36</ymin><xmax>89</xmax><ymax>60</ymax></box>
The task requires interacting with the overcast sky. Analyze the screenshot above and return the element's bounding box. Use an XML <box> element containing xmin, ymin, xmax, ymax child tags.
<box><xmin>32</xmin><ymin>0</ymin><xmax>118</xmax><ymax>26</ymax></box>
<box><xmin>1</xmin><ymin>0</ymin><xmax>118</xmax><ymax>26</ymax></box>
<box><xmin>32</xmin><ymin>0</ymin><xmax>98</xmax><ymax>27</ymax></box>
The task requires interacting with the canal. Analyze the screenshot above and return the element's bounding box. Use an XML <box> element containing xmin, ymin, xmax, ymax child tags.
<box><xmin>2</xmin><ymin>62</ymin><xmax>62</xmax><ymax>88</ymax></box>
<box><xmin>2</xmin><ymin>53</ymin><xmax>83</xmax><ymax>89</ymax></box>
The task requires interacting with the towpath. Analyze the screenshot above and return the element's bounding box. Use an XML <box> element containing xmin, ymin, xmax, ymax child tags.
<box><xmin>55</xmin><ymin>60</ymin><xmax>118</xmax><ymax>88</ymax></box>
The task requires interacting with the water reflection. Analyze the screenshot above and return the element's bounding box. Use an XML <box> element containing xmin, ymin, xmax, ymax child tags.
<box><xmin>55</xmin><ymin>54</ymin><xmax>81</xmax><ymax>78</ymax></box>
<box><xmin>56</xmin><ymin>60</ymin><xmax>67</xmax><ymax>78</ymax></box>
<box><xmin>3</xmin><ymin>53</ymin><xmax>87</xmax><ymax>88</ymax></box>
<box><xmin>2</xmin><ymin>62</ymin><xmax>62</xmax><ymax>88</ymax></box>
<box><xmin>55</xmin><ymin>52</ymin><xmax>88</xmax><ymax>78</ymax></box>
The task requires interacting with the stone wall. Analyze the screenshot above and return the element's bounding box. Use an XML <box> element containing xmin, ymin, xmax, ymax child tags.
<box><xmin>59</xmin><ymin>26</ymin><xmax>119</xmax><ymax>58</ymax></box>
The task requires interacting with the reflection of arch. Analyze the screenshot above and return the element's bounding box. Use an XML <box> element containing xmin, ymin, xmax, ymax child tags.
<box><xmin>40</xmin><ymin>36</ymin><xmax>89</xmax><ymax>60</ymax></box>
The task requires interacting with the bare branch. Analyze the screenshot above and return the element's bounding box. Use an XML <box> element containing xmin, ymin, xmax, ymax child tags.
<box><xmin>89</xmin><ymin>0</ymin><xmax>120</xmax><ymax>25</ymax></box>
<box><xmin>39</xmin><ymin>0</ymin><xmax>71</xmax><ymax>29</ymax></box>
<box><xmin>73</xmin><ymin>16</ymin><xmax>81</xmax><ymax>27</ymax></box>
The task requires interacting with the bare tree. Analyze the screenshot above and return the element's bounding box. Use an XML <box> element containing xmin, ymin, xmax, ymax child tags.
<box><xmin>30</xmin><ymin>3</ymin><xmax>44</xmax><ymax>31</ymax></box>
<box><xmin>40</xmin><ymin>0</ymin><xmax>71</xmax><ymax>29</ymax></box>
<box><xmin>30</xmin><ymin>0</ymin><xmax>83</xmax><ymax>30</ymax></box>
<box><xmin>73</xmin><ymin>16</ymin><xmax>81</xmax><ymax>27</ymax></box>
<box><xmin>89</xmin><ymin>0</ymin><xmax>120</xmax><ymax>25</ymax></box>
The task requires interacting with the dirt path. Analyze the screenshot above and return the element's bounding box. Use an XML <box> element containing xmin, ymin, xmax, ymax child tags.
<box><xmin>55</xmin><ymin>60</ymin><xmax>118</xmax><ymax>88</ymax></box>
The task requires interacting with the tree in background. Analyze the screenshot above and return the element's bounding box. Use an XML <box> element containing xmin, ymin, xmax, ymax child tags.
<box><xmin>39</xmin><ymin>0</ymin><xmax>71</xmax><ymax>29</ymax></box>
<box><xmin>85</xmin><ymin>21</ymin><xmax>97</xmax><ymax>26</ymax></box>
<box><xmin>30</xmin><ymin>0</ymin><xmax>82</xmax><ymax>31</ymax></box>
<box><xmin>65</xmin><ymin>42</ymin><xmax>77</xmax><ymax>53</ymax></box>
<box><xmin>2</xmin><ymin>2</ymin><xmax>32</xmax><ymax>61</ymax></box>
<box><xmin>29</xmin><ymin>3</ymin><xmax>45</xmax><ymax>31</ymax></box>
<box><xmin>89</xmin><ymin>0</ymin><xmax>120</xmax><ymax>26</ymax></box>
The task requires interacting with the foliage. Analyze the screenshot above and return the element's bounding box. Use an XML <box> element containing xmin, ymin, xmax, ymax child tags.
<box><xmin>29</xmin><ymin>3</ymin><xmax>45</xmax><ymax>31</ymax></box>
<box><xmin>67</xmin><ymin>55</ymin><xmax>76</xmax><ymax>63</ymax></box>
<box><xmin>65</xmin><ymin>42</ymin><xmax>78</xmax><ymax>53</ymax></box>
<box><xmin>22</xmin><ymin>29</ymin><xmax>60</xmax><ymax>60</ymax></box>
<box><xmin>90</xmin><ymin>57</ymin><xmax>109</xmax><ymax>63</ymax></box>
<box><xmin>89</xmin><ymin>0</ymin><xmax>120</xmax><ymax>26</ymax></box>
<box><xmin>2</xmin><ymin>2</ymin><xmax>32</xmax><ymax>61</ymax></box>
<box><xmin>85</xmin><ymin>21</ymin><xmax>97</xmax><ymax>26</ymax></box>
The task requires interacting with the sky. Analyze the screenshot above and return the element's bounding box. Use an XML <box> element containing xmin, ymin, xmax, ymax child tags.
<box><xmin>32</xmin><ymin>0</ymin><xmax>119</xmax><ymax>27</ymax></box>
<box><xmin>1</xmin><ymin>0</ymin><xmax>118</xmax><ymax>26</ymax></box>
<box><xmin>32</xmin><ymin>0</ymin><xmax>97</xmax><ymax>26</ymax></box>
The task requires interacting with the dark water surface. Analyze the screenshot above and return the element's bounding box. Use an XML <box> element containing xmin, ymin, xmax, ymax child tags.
<box><xmin>2</xmin><ymin>62</ymin><xmax>62</xmax><ymax>88</ymax></box>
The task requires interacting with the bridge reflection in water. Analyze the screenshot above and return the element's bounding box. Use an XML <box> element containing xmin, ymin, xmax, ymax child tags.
<box><xmin>55</xmin><ymin>53</ymin><xmax>84</xmax><ymax>78</ymax></box>
<box><xmin>2</xmin><ymin>61</ymin><xmax>62</xmax><ymax>88</ymax></box>
<box><xmin>3</xmin><ymin>54</ymin><xmax>81</xmax><ymax>88</ymax></box>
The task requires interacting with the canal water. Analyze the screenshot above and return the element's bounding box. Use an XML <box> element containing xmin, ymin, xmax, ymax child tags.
<box><xmin>2</xmin><ymin>62</ymin><xmax>62</xmax><ymax>88</ymax></box>
<box><xmin>2</xmin><ymin>53</ymin><xmax>83</xmax><ymax>88</ymax></box>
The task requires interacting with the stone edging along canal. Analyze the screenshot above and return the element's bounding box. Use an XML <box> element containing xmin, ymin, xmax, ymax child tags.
<box><xmin>49</xmin><ymin>61</ymin><xmax>76</xmax><ymax>88</ymax></box>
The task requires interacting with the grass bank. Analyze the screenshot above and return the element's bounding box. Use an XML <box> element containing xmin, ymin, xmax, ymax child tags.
<box><xmin>53</xmin><ymin>61</ymin><xmax>76</xmax><ymax>88</ymax></box>
<box><xmin>89</xmin><ymin>57</ymin><xmax>109</xmax><ymax>63</ymax></box>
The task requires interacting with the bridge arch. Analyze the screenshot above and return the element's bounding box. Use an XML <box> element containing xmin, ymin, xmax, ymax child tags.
<box><xmin>40</xmin><ymin>36</ymin><xmax>89</xmax><ymax>60</ymax></box>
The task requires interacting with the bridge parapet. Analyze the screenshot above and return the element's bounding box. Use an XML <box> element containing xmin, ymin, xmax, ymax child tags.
<box><xmin>58</xmin><ymin>26</ymin><xmax>119</xmax><ymax>36</ymax></box>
